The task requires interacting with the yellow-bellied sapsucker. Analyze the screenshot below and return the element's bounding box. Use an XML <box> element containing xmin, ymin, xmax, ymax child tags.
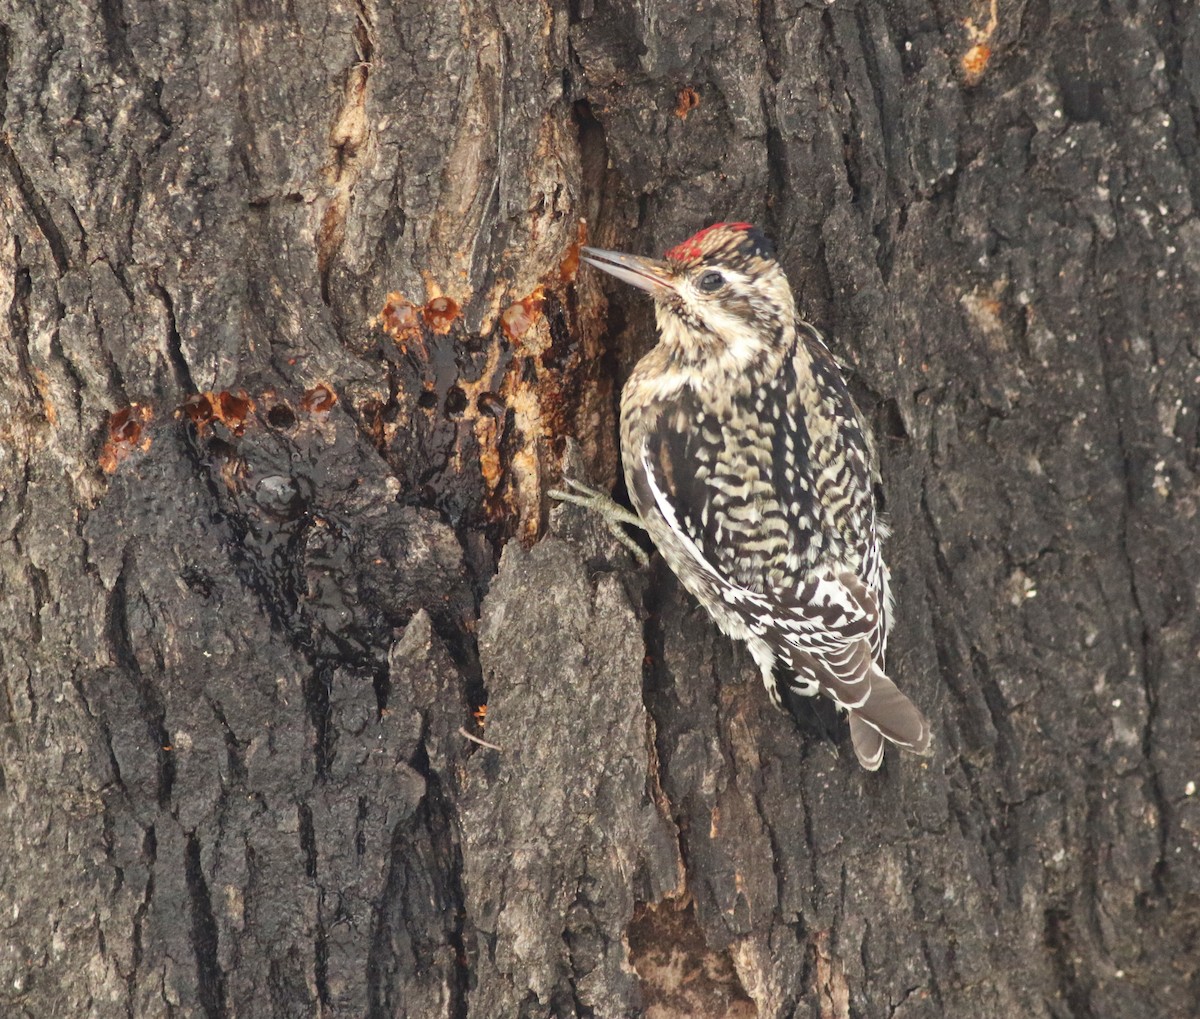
<box><xmin>561</xmin><ymin>222</ymin><xmax>931</xmax><ymax>770</ymax></box>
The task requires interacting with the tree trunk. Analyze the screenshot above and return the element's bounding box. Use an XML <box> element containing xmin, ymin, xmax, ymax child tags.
<box><xmin>2</xmin><ymin>1</ymin><xmax>1197</xmax><ymax>1017</ymax></box>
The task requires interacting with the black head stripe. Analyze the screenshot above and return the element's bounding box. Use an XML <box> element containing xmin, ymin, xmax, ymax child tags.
<box><xmin>738</xmin><ymin>227</ymin><xmax>775</xmax><ymax>261</ymax></box>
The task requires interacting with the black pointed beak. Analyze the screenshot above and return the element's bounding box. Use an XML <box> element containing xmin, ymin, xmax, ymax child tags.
<box><xmin>580</xmin><ymin>247</ymin><xmax>677</xmax><ymax>295</ymax></box>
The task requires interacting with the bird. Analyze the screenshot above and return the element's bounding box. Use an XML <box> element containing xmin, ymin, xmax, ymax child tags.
<box><xmin>552</xmin><ymin>222</ymin><xmax>931</xmax><ymax>770</ymax></box>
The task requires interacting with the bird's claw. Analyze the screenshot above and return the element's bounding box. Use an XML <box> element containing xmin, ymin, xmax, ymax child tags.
<box><xmin>549</xmin><ymin>479</ymin><xmax>650</xmax><ymax>567</ymax></box>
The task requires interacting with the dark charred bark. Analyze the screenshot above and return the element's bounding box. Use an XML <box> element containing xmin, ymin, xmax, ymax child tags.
<box><xmin>1</xmin><ymin>1</ymin><xmax>1197</xmax><ymax>1017</ymax></box>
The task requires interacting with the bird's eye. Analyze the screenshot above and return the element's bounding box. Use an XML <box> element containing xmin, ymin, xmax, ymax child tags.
<box><xmin>697</xmin><ymin>271</ymin><xmax>725</xmax><ymax>293</ymax></box>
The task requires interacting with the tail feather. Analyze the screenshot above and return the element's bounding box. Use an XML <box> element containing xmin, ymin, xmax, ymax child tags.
<box><xmin>849</xmin><ymin>714</ymin><xmax>885</xmax><ymax>771</ymax></box>
<box><xmin>789</xmin><ymin>644</ymin><xmax>931</xmax><ymax>769</ymax></box>
<box><xmin>848</xmin><ymin>664</ymin><xmax>932</xmax><ymax>767</ymax></box>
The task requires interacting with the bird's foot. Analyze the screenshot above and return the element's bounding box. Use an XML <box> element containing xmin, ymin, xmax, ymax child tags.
<box><xmin>549</xmin><ymin>477</ymin><xmax>650</xmax><ymax>566</ymax></box>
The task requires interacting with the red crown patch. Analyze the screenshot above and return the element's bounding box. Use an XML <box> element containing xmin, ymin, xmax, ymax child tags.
<box><xmin>664</xmin><ymin>222</ymin><xmax>753</xmax><ymax>262</ymax></box>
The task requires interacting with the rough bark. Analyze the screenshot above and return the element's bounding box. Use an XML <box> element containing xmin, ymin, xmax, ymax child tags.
<box><xmin>1</xmin><ymin>1</ymin><xmax>1198</xmax><ymax>1017</ymax></box>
